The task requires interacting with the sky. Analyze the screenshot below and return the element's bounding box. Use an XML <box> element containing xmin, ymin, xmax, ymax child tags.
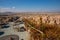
<box><xmin>0</xmin><ymin>0</ymin><xmax>60</xmax><ymax>12</ymax></box>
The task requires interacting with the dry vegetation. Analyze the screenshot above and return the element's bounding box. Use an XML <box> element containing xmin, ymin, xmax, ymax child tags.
<box><xmin>23</xmin><ymin>15</ymin><xmax>60</xmax><ymax>40</ymax></box>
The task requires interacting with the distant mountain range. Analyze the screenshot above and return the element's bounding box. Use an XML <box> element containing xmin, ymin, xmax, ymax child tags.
<box><xmin>0</xmin><ymin>12</ymin><xmax>60</xmax><ymax>15</ymax></box>
<box><xmin>0</xmin><ymin>12</ymin><xmax>16</xmax><ymax>15</ymax></box>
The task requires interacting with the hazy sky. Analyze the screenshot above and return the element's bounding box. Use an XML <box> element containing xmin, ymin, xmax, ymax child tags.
<box><xmin>0</xmin><ymin>0</ymin><xmax>60</xmax><ymax>12</ymax></box>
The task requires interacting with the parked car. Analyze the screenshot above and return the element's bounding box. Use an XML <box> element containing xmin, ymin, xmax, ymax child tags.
<box><xmin>0</xmin><ymin>31</ymin><xmax>4</xmax><ymax>35</ymax></box>
<box><xmin>20</xmin><ymin>27</ymin><xmax>26</xmax><ymax>32</ymax></box>
<box><xmin>2</xmin><ymin>25</ymin><xmax>10</xmax><ymax>28</ymax></box>
<box><xmin>1</xmin><ymin>23</ymin><xmax>10</xmax><ymax>29</ymax></box>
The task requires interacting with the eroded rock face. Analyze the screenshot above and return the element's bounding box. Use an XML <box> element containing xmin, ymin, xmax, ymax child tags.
<box><xmin>0</xmin><ymin>35</ymin><xmax>19</xmax><ymax>40</ymax></box>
